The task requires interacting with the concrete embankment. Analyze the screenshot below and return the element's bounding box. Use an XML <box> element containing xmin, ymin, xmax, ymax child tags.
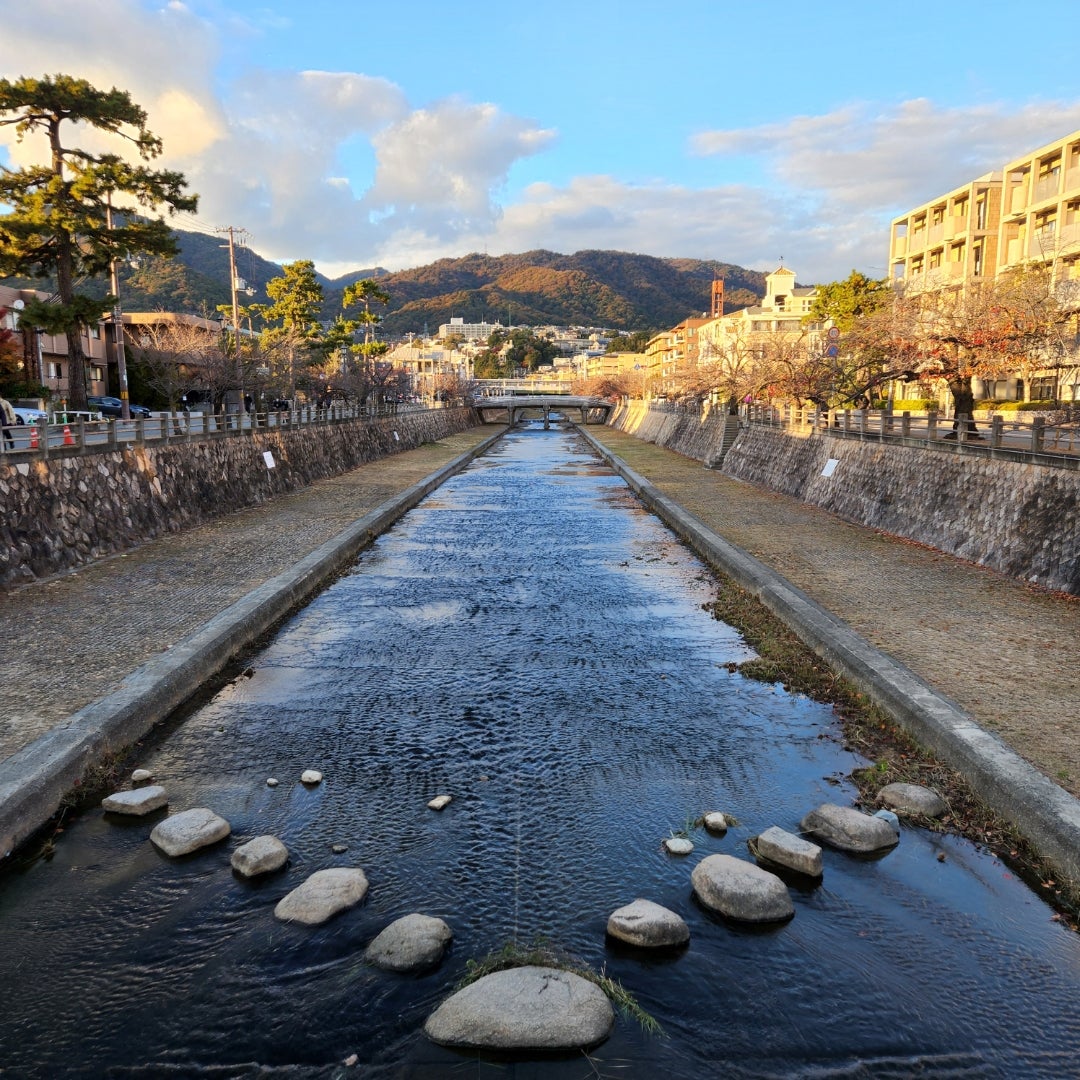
<box><xmin>0</xmin><ymin>425</ymin><xmax>503</xmax><ymax>860</ymax></box>
<box><xmin>1</xmin><ymin>406</ymin><xmax>479</xmax><ymax>589</ymax></box>
<box><xmin>578</xmin><ymin>422</ymin><xmax>1080</xmax><ymax>886</ymax></box>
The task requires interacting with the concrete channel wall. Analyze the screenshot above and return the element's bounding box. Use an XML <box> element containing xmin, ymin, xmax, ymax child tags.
<box><xmin>0</xmin><ymin>407</ymin><xmax>479</xmax><ymax>590</ymax></box>
<box><xmin>608</xmin><ymin>401</ymin><xmax>1080</xmax><ymax>595</ymax></box>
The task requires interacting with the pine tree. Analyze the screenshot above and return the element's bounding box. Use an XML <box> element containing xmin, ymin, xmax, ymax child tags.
<box><xmin>0</xmin><ymin>75</ymin><xmax>197</xmax><ymax>409</ymax></box>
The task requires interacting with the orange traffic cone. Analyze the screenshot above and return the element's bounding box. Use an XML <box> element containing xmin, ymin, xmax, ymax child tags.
<box><xmin>62</xmin><ymin>423</ymin><xmax>74</xmax><ymax>446</ymax></box>
<box><xmin>29</xmin><ymin>424</ymin><xmax>39</xmax><ymax>449</ymax></box>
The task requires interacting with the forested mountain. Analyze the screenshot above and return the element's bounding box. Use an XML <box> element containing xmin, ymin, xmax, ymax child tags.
<box><xmin>3</xmin><ymin>228</ymin><xmax>769</xmax><ymax>335</ymax></box>
<box><xmin>337</xmin><ymin>250</ymin><xmax>766</xmax><ymax>335</ymax></box>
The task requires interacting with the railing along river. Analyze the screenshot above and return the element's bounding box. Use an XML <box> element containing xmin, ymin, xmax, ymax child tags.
<box><xmin>743</xmin><ymin>402</ymin><xmax>1080</xmax><ymax>466</ymax></box>
<box><xmin>0</xmin><ymin>401</ymin><xmax>420</xmax><ymax>457</ymax></box>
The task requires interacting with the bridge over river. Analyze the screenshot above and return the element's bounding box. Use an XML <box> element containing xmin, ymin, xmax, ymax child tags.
<box><xmin>473</xmin><ymin>394</ymin><xmax>614</xmax><ymax>426</ymax></box>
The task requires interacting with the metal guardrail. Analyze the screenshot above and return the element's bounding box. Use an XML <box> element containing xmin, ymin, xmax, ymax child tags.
<box><xmin>0</xmin><ymin>402</ymin><xmax>426</xmax><ymax>458</ymax></box>
<box><xmin>744</xmin><ymin>405</ymin><xmax>1080</xmax><ymax>468</ymax></box>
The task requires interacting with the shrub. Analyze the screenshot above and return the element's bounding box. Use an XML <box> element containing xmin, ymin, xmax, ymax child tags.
<box><xmin>975</xmin><ymin>399</ymin><xmax>1057</xmax><ymax>413</ymax></box>
<box><xmin>886</xmin><ymin>398</ymin><xmax>937</xmax><ymax>412</ymax></box>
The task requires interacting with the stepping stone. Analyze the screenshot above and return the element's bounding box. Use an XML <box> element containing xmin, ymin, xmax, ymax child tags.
<box><xmin>607</xmin><ymin>899</ymin><xmax>689</xmax><ymax>947</ymax></box>
<box><xmin>877</xmin><ymin>782</ymin><xmax>947</xmax><ymax>818</ymax></box>
<box><xmin>428</xmin><ymin>795</ymin><xmax>452</xmax><ymax>811</ymax></box>
<box><xmin>130</xmin><ymin>769</ymin><xmax>154</xmax><ymax>784</ymax></box>
<box><xmin>874</xmin><ymin>809</ymin><xmax>901</xmax><ymax>836</ymax></box>
<box><xmin>274</xmin><ymin>867</ymin><xmax>369</xmax><ymax>925</ymax></box>
<box><xmin>102</xmin><ymin>785</ymin><xmax>168</xmax><ymax>817</ymax></box>
<box><xmin>231</xmin><ymin>835</ymin><xmax>289</xmax><ymax>877</ymax></box>
<box><xmin>424</xmin><ymin>966</ymin><xmax>614</xmax><ymax>1050</ymax></box>
<box><xmin>266</xmin><ymin>778</ymin><xmax>279</xmax><ymax>787</ymax></box>
<box><xmin>366</xmin><ymin>913</ymin><xmax>453</xmax><ymax>972</ymax></box>
<box><xmin>703</xmin><ymin>812</ymin><xmax>730</xmax><ymax>834</ymax></box>
<box><xmin>691</xmin><ymin>853</ymin><xmax>794</xmax><ymax>923</ymax></box>
<box><xmin>150</xmin><ymin>808</ymin><xmax>230</xmax><ymax>856</ymax></box>
<box><xmin>664</xmin><ymin>837</ymin><xmax>693</xmax><ymax>854</ymax></box>
<box><xmin>301</xmin><ymin>770</ymin><xmax>323</xmax><ymax>785</ymax></box>
<box><xmin>800</xmin><ymin>803</ymin><xmax>899</xmax><ymax>854</ymax></box>
<box><xmin>751</xmin><ymin>826</ymin><xmax>822</xmax><ymax>877</ymax></box>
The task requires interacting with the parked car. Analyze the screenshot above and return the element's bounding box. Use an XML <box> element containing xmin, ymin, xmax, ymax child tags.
<box><xmin>88</xmin><ymin>396</ymin><xmax>153</xmax><ymax>419</ymax></box>
<box><xmin>13</xmin><ymin>407</ymin><xmax>49</xmax><ymax>424</ymax></box>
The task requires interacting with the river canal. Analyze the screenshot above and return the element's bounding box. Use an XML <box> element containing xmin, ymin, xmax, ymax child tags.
<box><xmin>1</xmin><ymin>426</ymin><xmax>1078</xmax><ymax>1078</ymax></box>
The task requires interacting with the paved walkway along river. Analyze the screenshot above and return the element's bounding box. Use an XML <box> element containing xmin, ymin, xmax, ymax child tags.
<box><xmin>1</xmin><ymin>419</ymin><xmax>1078</xmax><ymax>841</ymax></box>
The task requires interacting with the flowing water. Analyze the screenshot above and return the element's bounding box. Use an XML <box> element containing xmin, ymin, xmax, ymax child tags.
<box><xmin>1</xmin><ymin>427</ymin><xmax>1079</xmax><ymax>1079</ymax></box>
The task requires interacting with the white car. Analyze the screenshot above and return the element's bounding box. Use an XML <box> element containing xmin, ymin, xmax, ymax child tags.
<box><xmin>12</xmin><ymin>407</ymin><xmax>49</xmax><ymax>424</ymax></box>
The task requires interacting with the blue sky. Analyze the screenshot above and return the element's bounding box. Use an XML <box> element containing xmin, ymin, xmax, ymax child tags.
<box><xmin>5</xmin><ymin>0</ymin><xmax>1080</xmax><ymax>285</ymax></box>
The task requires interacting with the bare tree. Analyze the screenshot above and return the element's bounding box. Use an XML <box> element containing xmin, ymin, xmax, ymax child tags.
<box><xmin>129</xmin><ymin>315</ymin><xmax>227</xmax><ymax>411</ymax></box>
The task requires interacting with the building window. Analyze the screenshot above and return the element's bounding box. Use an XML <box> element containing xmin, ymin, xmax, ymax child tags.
<box><xmin>88</xmin><ymin>324</ymin><xmax>101</xmax><ymax>340</ymax></box>
<box><xmin>47</xmin><ymin>362</ymin><xmax>63</xmax><ymax>380</ymax></box>
<box><xmin>90</xmin><ymin>365</ymin><xmax>105</xmax><ymax>382</ymax></box>
<box><xmin>1031</xmin><ymin>376</ymin><xmax>1057</xmax><ymax>400</ymax></box>
<box><xmin>973</xmin><ymin>245</ymin><xmax>983</xmax><ymax>276</ymax></box>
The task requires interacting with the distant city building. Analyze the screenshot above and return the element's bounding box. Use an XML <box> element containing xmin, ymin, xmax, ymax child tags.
<box><xmin>437</xmin><ymin>317</ymin><xmax>504</xmax><ymax>342</ymax></box>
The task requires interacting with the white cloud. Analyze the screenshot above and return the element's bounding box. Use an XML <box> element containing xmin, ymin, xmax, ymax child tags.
<box><xmin>367</xmin><ymin>99</ymin><xmax>556</xmax><ymax>239</ymax></box>
<box><xmin>691</xmin><ymin>99</ymin><xmax>1080</xmax><ymax>251</ymax></box>
<box><xmin>6</xmin><ymin>7</ymin><xmax>1080</xmax><ymax>288</ymax></box>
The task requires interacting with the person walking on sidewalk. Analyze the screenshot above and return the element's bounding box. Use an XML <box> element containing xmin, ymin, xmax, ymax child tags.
<box><xmin>0</xmin><ymin>397</ymin><xmax>17</xmax><ymax>449</ymax></box>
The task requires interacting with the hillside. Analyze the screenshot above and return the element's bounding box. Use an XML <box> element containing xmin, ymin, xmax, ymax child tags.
<box><xmin>3</xmin><ymin>231</ymin><xmax>770</xmax><ymax>335</ymax></box>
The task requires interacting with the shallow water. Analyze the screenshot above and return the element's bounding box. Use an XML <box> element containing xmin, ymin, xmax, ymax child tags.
<box><xmin>1</xmin><ymin>427</ymin><xmax>1078</xmax><ymax>1079</ymax></box>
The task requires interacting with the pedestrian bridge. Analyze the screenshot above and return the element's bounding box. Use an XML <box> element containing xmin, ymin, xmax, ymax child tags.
<box><xmin>473</xmin><ymin>395</ymin><xmax>614</xmax><ymax>427</ymax></box>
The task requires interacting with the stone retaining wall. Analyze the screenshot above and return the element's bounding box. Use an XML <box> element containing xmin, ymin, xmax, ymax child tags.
<box><xmin>608</xmin><ymin>402</ymin><xmax>1080</xmax><ymax>595</ymax></box>
<box><xmin>0</xmin><ymin>407</ymin><xmax>478</xmax><ymax>589</ymax></box>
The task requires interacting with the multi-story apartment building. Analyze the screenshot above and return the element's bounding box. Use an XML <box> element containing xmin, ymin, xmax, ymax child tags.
<box><xmin>0</xmin><ymin>283</ymin><xmax>112</xmax><ymax>402</ymax></box>
<box><xmin>888</xmin><ymin>128</ymin><xmax>1080</xmax><ymax>402</ymax></box>
<box><xmin>437</xmin><ymin>317</ymin><xmax>505</xmax><ymax>342</ymax></box>
<box><xmin>889</xmin><ymin>176</ymin><xmax>1002</xmax><ymax>290</ymax></box>
<box><xmin>644</xmin><ymin>316</ymin><xmax>710</xmax><ymax>395</ymax></box>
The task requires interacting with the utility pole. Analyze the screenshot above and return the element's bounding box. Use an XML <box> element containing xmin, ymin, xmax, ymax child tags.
<box><xmin>106</xmin><ymin>193</ymin><xmax>130</xmax><ymax>420</ymax></box>
<box><xmin>217</xmin><ymin>225</ymin><xmax>248</xmax><ymax>423</ymax></box>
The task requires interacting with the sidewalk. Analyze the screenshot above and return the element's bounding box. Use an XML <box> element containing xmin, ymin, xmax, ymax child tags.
<box><xmin>3</xmin><ymin>421</ymin><xmax>1079</xmax><ymax>861</ymax></box>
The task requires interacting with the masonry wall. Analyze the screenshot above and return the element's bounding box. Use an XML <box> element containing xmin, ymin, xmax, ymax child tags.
<box><xmin>0</xmin><ymin>407</ymin><xmax>478</xmax><ymax>590</ymax></box>
<box><xmin>608</xmin><ymin>402</ymin><xmax>1080</xmax><ymax>595</ymax></box>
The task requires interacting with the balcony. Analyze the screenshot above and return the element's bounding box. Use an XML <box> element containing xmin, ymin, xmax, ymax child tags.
<box><xmin>1007</xmin><ymin>186</ymin><xmax>1029</xmax><ymax>215</ymax></box>
<box><xmin>1030</xmin><ymin>229</ymin><xmax>1058</xmax><ymax>258</ymax></box>
<box><xmin>1035</xmin><ymin>173</ymin><xmax>1061</xmax><ymax>202</ymax></box>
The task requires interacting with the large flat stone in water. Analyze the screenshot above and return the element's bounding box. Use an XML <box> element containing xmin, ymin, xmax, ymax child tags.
<box><xmin>424</xmin><ymin>965</ymin><xmax>614</xmax><ymax>1050</ymax></box>
<box><xmin>607</xmin><ymin>898</ymin><xmax>689</xmax><ymax>947</ymax></box>
<box><xmin>365</xmin><ymin>913</ymin><xmax>452</xmax><ymax>972</ymax></box>
<box><xmin>800</xmin><ymin>803</ymin><xmax>899</xmax><ymax>853</ymax></box>
<box><xmin>878</xmin><ymin>782</ymin><xmax>947</xmax><ymax>818</ymax></box>
<box><xmin>691</xmin><ymin>853</ymin><xmax>794</xmax><ymax>922</ymax></box>
<box><xmin>149</xmin><ymin>808</ymin><xmax>230</xmax><ymax>856</ymax></box>
<box><xmin>101</xmin><ymin>786</ymin><xmax>168</xmax><ymax>816</ymax></box>
<box><xmin>753</xmin><ymin>826</ymin><xmax>823</xmax><ymax>877</ymax></box>
<box><xmin>274</xmin><ymin>868</ymin><xmax>369</xmax><ymax>925</ymax></box>
<box><xmin>231</xmin><ymin>835</ymin><xmax>289</xmax><ymax>877</ymax></box>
